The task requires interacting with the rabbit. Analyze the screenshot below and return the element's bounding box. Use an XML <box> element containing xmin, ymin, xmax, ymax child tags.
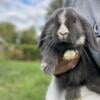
<box><xmin>39</xmin><ymin>7</ymin><xmax>100</xmax><ymax>100</ymax></box>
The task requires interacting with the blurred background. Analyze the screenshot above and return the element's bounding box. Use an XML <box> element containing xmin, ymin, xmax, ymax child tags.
<box><xmin>0</xmin><ymin>0</ymin><xmax>65</xmax><ymax>100</ymax></box>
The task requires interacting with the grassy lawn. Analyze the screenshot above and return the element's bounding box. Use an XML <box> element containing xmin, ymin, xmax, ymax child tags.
<box><xmin>0</xmin><ymin>60</ymin><xmax>50</xmax><ymax>100</ymax></box>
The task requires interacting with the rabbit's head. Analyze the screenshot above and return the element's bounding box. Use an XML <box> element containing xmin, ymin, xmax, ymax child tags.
<box><xmin>39</xmin><ymin>7</ymin><xmax>100</xmax><ymax>67</ymax></box>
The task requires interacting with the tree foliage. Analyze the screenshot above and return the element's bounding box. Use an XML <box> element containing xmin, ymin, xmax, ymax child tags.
<box><xmin>46</xmin><ymin>0</ymin><xmax>72</xmax><ymax>17</ymax></box>
<box><xmin>46</xmin><ymin>0</ymin><xmax>63</xmax><ymax>17</ymax></box>
<box><xmin>0</xmin><ymin>22</ymin><xmax>16</xmax><ymax>43</ymax></box>
<box><xmin>20</xmin><ymin>26</ymin><xmax>37</xmax><ymax>44</ymax></box>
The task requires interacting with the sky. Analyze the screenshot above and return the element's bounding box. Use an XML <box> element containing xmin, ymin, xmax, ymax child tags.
<box><xmin>0</xmin><ymin>0</ymin><xmax>51</xmax><ymax>33</ymax></box>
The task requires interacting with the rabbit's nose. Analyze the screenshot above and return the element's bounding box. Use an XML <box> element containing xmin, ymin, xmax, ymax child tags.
<box><xmin>57</xmin><ymin>24</ymin><xmax>69</xmax><ymax>37</ymax></box>
<box><xmin>58</xmin><ymin>32</ymin><xmax>68</xmax><ymax>36</ymax></box>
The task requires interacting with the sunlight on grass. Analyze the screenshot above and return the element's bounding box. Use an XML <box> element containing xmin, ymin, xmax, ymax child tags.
<box><xmin>0</xmin><ymin>60</ymin><xmax>50</xmax><ymax>100</ymax></box>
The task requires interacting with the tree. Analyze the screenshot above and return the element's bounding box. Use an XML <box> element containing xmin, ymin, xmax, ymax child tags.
<box><xmin>20</xmin><ymin>26</ymin><xmax>37</xmax><ymax>44</ymax></box>
<box><xmin>64</xmin><ymin>0</ymin><xmax>76</xmax><ymax>6</ymax></box>
<box><xmin>0</xmin><ymin>22</ymin><xmax>16</xmax><ymax>43</ymax></box>
<box><xmin>46</xmin><ymin>0</ymin><xmax>63</xmax><ymax>17</ymax></box>
<box><xmin>46</xmin><ymin>0</ymin><xmax>72</xmax><ymax>17</ymax></box>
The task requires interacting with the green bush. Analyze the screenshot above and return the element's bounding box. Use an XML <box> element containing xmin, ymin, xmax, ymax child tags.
<box><xmin>14</xmin><ymin>44</ymin><xmax>40</xmax><ymax>61</ymax></box>
<box><xmin>10</xmin><ymin>47</ymin><xmax>24</xmax><ymax>60</ymax></box>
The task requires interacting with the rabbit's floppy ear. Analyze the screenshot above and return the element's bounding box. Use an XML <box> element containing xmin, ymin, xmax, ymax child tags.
<box><xmin>38</xmin><ymin>15</ymin><xmax>55</xmax><ymax>48</ymax></box>
<box><xmin>38</xmin><ymin>28</ymin><xmax>46</xmax><ymax>48</ymax></box>
<box><xmin>89</xmin><ymin>45</ymin><xmax>100</xmax><ymax>66</ymax></box>
<box><xmin>38</xmin><ymin>21</ymin><xmax>53</xmax><ymax>48</ymax></box>
<box><xmin>79</xmin><ymin>15</ymin><xmax>100</xmax><ymax>66</ymax></box>
<box><xmin>38</xmin><ymin>18</ymin><xmax>52</xmax><ymax>48</ymax></box>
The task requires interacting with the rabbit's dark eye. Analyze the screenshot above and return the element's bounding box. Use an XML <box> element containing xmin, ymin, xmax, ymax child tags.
<box><xmin>73</xmin><ymin>17</ymin><xmax>76</xmax><ymax>23</ymax></box>
<box><xmin>55</xmin><ymin>20</ymin><xmax>60</xmax><ymax>28</ymax></box>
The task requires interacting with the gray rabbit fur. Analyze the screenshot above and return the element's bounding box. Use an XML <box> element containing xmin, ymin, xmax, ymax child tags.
<box><xmin>39</xmin><ymin>7</ymin><xmax>100</xmax><ymax>100</ymax></box>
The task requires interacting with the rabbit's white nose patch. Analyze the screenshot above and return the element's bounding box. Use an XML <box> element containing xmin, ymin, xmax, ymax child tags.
<box><xmin>57</xmin><ymin>10</ymin><xmax>69</xmax><ymax>40</ymax></box>
<box><xmin>58</xmin><ymin>24</ymin><xmax>69</xmax><ymax>35</ymax></box>
<box><xmin>57</xmin><ymin>24</ymin><xmax>69</xmax><ymax>40</ymax></box>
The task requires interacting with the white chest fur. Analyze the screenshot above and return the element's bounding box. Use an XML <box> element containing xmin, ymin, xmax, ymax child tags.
<box><xmin>80</xmin><ymin>86</ymin><xmax>100</xmax><ymax>100</ymax></box>
<box><xmin>46</xmin><ymin>77</ymin><xmax>100</xmax><ymax>100</ymax></box>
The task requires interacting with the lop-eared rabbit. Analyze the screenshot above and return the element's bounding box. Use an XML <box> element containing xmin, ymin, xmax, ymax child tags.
<box><xmin>39</xmin><ymin>7</ymin><xmax>100</xmax><ymax>100</ymax></box>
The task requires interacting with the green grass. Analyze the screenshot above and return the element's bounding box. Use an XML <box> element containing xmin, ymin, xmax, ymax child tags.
<box><xmin>0</xmin><ymin>60</ymin><xmax>50</xmax><ymax>100</ymax></box>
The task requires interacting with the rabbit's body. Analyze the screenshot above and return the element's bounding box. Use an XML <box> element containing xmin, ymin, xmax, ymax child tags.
<box><xmin>39</xmin><ymin>7</ymin><xmax>100</xmax><ymax>100</ymax></box>
<box><xmin>46</xmin><ymin>77</ymin><xmax>100</xmax><ymax>100</ymax></box>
